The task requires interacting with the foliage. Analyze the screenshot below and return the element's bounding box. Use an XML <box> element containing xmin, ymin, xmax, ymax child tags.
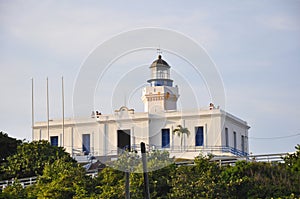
<box><xmin>34</xmin><ymin>157</ymin><xmax>93</xmax><ymax>199</ymax></box>
<box><xmin>169</xmin><ymin>153</ymin><xmax>300</xmax><ymax>198</ymax></box>
<box><xmin>93</xmin><ymin>167</ymin><xmax>125</xmax><ymax>198</ymax></box>
<box><xmin>0</xmin><ymin>131</ymin><xmax>22</xmax><ymax>163</ymax></box>
<box><xmin>108</xmin><ymin>150</ymin><xmax>140</xmax><ymax>173</ymax></box>
<box><xmin>94</xmin><ymin>149</ymin><xmax>174</xmax><ymax>199</ymax></box>
<box><xmin>0</xmin><ymin>179</ymin><xmax>28</xmax><ymax>199</ymax></box>
<box><xmin>1</xmin><ymin>139</ymin><xmax>299</xmax><ymax>198</ymax></box>
<box><xmin>0</xmin><ymin>131</ymin><xmax>22</xmax><ymax>180</ymax></box>
<box><xmin>2</xmin><ymin>140</ymin><xmax>74</xmax><ymax>179</ymax></box>
<box><xmin>129</xmin><ymin>150</ymin><xmax>175</xmax><ymax>199</ymax></box>
<box><xmin>169</xmin><ymin>155</ymin><xmax>222</xmax><ymax>198</ymax></box>
<box><xmin>220</xmin><ymin>161</ymin><xmax>300</xmax><ymax>198</ymax></box>
<box><xmin>284</xmin><ymin>144</ymin><xmax>300</xmax><ymax>173</ymax></box>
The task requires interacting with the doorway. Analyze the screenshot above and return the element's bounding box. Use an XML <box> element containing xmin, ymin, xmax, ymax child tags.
<box><xmin>117</xmin><ymin>129</ymin><xmax>131</xmax><ymax>154</ymax></box>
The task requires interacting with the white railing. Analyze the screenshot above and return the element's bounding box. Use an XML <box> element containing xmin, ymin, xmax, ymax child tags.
<box><xmin>0</xmin><ymin>176</ymin><xmax>37</xmax><ymax>190</ymax></box>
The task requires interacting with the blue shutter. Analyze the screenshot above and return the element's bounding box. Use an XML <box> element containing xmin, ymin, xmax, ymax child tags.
<box><xmin>50</xmin><ymin>136</ymin><xmax>58</xmax><ymax>146</ymax></box>
<box><xmin>195</xmin><ymin>127</ymin><xmax>204</xmax><ymax>146</ymax></box>
<box><xmin>82</xmin><ymin>134</ymin><xmax>90</xmax><ymax>154</ymax></box>
<box><xmin>161</xmin><ymin>129</ymin><xmax>170</xmax><ymax>148</ymax></box>
<box><xmin>241</xmin><ymin>135</ymin><xmax>245</xmax><ymax>152</ymax></box>
<box><xmin>225</xmin><ymin>128</ymin><xmax>229</xmax><ymax>147</ymax></box>
<box><xmin>233</xmin><ymin>132</ymin><xmax>237</xmax><ymax>149</ymax></box>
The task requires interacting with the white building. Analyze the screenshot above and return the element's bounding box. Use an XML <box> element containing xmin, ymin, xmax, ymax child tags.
<box><xmin>33</xmin><ymin>55</ymin><xmax>250</xmax><ymax>160</ymax></box>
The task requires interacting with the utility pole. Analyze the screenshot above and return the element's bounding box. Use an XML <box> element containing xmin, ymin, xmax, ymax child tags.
<box><xmin>125</xmin><ymin>170</ymin><xmax>130</xmax><ymax>199</ymax></box>
<box><xmin>141</xmin><ymin>142</ymin><xmax>150</xmax><ymax>199</ymax></box>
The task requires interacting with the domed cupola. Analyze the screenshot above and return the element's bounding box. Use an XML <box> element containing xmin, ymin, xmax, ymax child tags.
<box><xmin>142</xmin><ymin>55</ymin><xmax>179</xmax><ymax>113</ymax></box>
<box><xmin>147</xmin><ymin>55</ymin><xmax>173</xmax><ymax>87</ymax></box>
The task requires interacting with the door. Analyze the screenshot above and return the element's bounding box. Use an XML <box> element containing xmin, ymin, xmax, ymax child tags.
<box><xmin>117</xmin><ymin>130</ymin><xmax>131</xmax><ymax>154</ymax></box>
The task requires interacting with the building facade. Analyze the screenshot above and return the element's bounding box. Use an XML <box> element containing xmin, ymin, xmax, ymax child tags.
<box><xmin>33</xmin><ymin>55</ymin><xmax>250</xmax><ymax>160</ymax></box>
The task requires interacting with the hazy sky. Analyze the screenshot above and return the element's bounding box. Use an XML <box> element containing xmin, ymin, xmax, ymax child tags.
<box><xmin>0</xmin><ymin>1</ymin><xmax>299</xmax><ymax>154</ymax></box>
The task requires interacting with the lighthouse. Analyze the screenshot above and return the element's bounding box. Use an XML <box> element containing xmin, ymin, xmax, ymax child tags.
<box><xmin>142</xmin><ymin>55</ymin><xmax>179</xmax><ymax>113</ymax></box>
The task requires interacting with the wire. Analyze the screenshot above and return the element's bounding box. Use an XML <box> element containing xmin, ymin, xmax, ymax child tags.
<box><xmin>249</xmin><ymin>133</ymin><xmax>300</xmax><ymax>140</ymax></box>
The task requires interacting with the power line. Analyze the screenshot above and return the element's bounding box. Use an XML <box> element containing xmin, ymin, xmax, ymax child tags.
<box><xmin>249</xmin><ymin>133</ymin><xmax>300</xmax><ymax>140</ymax></box>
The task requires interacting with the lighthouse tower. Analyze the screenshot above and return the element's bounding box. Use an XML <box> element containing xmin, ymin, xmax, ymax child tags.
<box><xmin>142</xmin><ymin>55</ymin><xmax>179</xmax><ymax>113</ymax></box>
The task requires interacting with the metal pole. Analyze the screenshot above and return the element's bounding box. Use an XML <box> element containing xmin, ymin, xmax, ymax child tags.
<box><xmin>71</xmin><ymin>127</ymin><xmax>74</xmax><ymax>157</ymax></box>
<box><xmin>125</xmin><ymin>171</ymin><xmax>130</xmax><ymax>199</ymax></box>
<box><xmin>141</xmin><ymin>142</ymin><xmax>150</xmax><ymax>199</ymax></box>
<box><xmin>46</xmin><ymin>77</ymin><xmax>49</xmax><ymax>141</ymax></box>
<box><xmin>31</xmin><ymin>78</ymin><xmax>34</xmax><ymax>140</ymax></box>
<box><xmin>62</xmin><ymin>76</ymin><xmax>64</xmax><ymax>146</ymax></box>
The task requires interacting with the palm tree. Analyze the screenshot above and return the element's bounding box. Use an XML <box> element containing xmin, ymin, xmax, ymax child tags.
<box><xmin>172</xmin><ymin>125</ymin><xmax>190</xmax><ymax>151</ymax></box>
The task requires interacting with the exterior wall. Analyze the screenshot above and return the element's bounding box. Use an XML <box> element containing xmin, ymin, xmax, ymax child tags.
<box><xmin>221</xmin><ymin>113</ymin><xmax>250</xmax><ymax>155</ymax></box>
<box><xmin>165</xmin><ymin>110</ymin><xmax>223</xmax><ymax>152</ymax></box>
<box><xmin>142</xmin><ymin>86</ymin><xmax>179</xmax><ymax>112</ymax></box>
<box><xmin>33</xmin><ymin>108</ymin><xmax>250</xmax><ymax>158</ymax></box>
<box><xmin>33</xmin><ymin>119</ymin><xmax>101</xmax><ymax>156</ymax></box>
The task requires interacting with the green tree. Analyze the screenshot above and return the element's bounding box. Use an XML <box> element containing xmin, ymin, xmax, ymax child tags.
<box><xmin>220</xmin><ymin>161</ymin><xmax>300</xmax><ymax>198</ymax></box>
<box><xmin>0</xmin><ymin>132</ymin><xmax>22</xmax><ymax>180</ymax></box>
<box><xmin>129</xmin><ymin>150</ymin><xmax>175</xmax><ymax>199</ymax></box>
<box><xmin>172</xmin><ymin>125</ymin><xmax>190</xmax><ymax>151</ymax></box>
<box><xmin>94</xmin><ymin>167</ymin><xmax>125</xmax><ymax>198</ymax></box>
<box><xmin>0</xmin><ymin>131</ymin><xmax>22</xmax><ymax>163</ymax></box>
<box><xmin>169</xmin><ymin>155</ymin><xmax>222</xmax><ymax>198</ymax></box>
<box><xmin>0</xmin><ymin>179</ymin><xmax>28</xmax><ymax>199</ymax></box>
<box><xmin>284</xmin><ymin>144</ymin><xmax>300</xmax><ymax>173</ymax></box>
<box><xmin>93</xmin><ymin>150</ymin><xmax>175</xmax><ymax>199</ymax></box>
<box><xmin>2</xmin><ymin>140</ymin><xmax>74</xmax><ymax>179</ymax></box>
<box><xmin>34</xmin><ymin>157</ymin><xmax>92</xmax><ymax>199</ymax></box>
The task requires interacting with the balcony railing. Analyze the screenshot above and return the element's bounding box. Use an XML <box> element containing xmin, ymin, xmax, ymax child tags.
<box><xmin>117</xmin><ymin>144</ymin><xmax>248</xmax><ymax>157</ymax></box>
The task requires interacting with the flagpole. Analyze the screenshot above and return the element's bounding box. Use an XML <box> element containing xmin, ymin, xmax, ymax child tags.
<box><xmin>31</xmin><ymin>78</ymin><xmax>34</xmax><ymax>141</ymax></box>
<box><xmin>46</xmin><ymin>77</ymin><xmax>50</xmax><ymax>141</ymax></box>
<box><xmin>62</xmin><ymin>76</ymin><xmax>64</xmax><ymax>146</ymax></box>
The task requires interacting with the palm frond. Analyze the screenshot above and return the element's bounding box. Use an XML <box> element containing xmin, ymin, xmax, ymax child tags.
<box><xmin>172</xmin><ymin>125</ymin><xmax>190</xmax><ymax>137</ymax></box>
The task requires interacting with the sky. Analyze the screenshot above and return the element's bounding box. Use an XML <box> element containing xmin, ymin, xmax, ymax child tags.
<box><xmin>0</xmin><ymin>0</ymin><xmax>299</xmax><ymax>154</ymax></box>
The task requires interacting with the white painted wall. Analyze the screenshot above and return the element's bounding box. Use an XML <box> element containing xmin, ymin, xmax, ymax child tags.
<box><xmin>142</xmin><ymin>86</ymin><xmax>179</xmax><ymax>113</ymax></box>
<box><xmin>33</xmin><ymin>108</ymin><xmax>250</xmax><ymax>157</ymax></box>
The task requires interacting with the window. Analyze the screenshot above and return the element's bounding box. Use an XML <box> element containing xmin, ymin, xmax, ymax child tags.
<box><xmin>195</xmin><ymin>126</ymin><xmax>204</xmax><ymax>146</ymax></box>
<box><xmin>225</xmin><ymin>128</ymin><xmax>229</xmax><ymax>147</ymax></box>
<box><xmin>161</xmin><ymin>129</ymin><xmax>170</xmax><ymax>148</ymax></box>
<box><xmin>241</xmin><ymin>135</ymin><xmax>245</xmax><ymax>152</ymax></box>
<box><xmin>233</xmin><ymin>131</ymin><xmax>237</xmax><ymax>149</ymax></box>
<box><xmin>82</xmin><ymin>134</ymin><xmax>90</xmax><ymax>155</ymax></box>
<box><xmin>50</xmin><ymin>136</ymin><xmax>58</xmax><ymax>146</ymax></box>
<box><xmin>154</xmin><ymin>80</ymin><xmax>164</xmax><ymax>86</ymax></box>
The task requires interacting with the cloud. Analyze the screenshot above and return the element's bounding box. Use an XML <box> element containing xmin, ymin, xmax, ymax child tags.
<box><xmin>0</xmin><ymin>1</ymin><xmax>299</xmax><ymax>155</ymax></box>
<box><xmin>260</xmin><ymin>15</ymin><xmax>300</xmax><ymax>31</ymax></box>
<box><xmin>0</xmin><ymin>1</ymin><xmax>222</xmax><ymax>59</ymax></box>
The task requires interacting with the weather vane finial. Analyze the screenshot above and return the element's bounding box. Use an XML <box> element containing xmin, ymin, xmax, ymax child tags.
<box><xmin>157</xmin><ymin>46</ymin><xmax>162</xmax><ymax>57</ymax></box>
